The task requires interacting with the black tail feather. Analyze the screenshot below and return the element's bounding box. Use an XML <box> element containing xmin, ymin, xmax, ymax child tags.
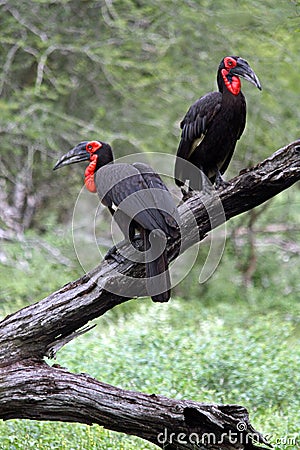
<box><xmin>144</xmin><ymin>230</ymin><xmax>171</xmax><ymax>303</ymax></box>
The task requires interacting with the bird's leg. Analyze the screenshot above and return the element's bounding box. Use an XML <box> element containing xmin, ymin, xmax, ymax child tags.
<box><xmin>104</xmin><ymin>221</ymin><xmax>143</xmax><ymax>262</ymax></box>
<box><xmin>180</xmin><ymin>180</ymin><xmax>195</xmax><ymax>201</ymax></box>
<box><xmin>180</xmin><ymin>179</ymin><xmax>188</xmax><ymax>195</ymax></box>
<box><xmin>199</xmin><ymin>167</ymin><xmax>214</xmax><ymax>196</ymax></box>
<box><xmin>129</xmin><ymin>223</ymin><xmax>145</xmax><ymax>251</ymax></box>
<box><xmin>131</xmin><ymin>234</ymin><xmax>144</xmax><ymax>250</ymax></box>
<box><xmin>214</xmin><ymin>168</ymin><xmax>230</xmax><ymax>190</ymax></box>
<box><xmin>181</xmin><ymin>186</ymin><xmax>188</xmax><ymax>197</ymax></box>
<box><xmin>181</xmin><ymin>187</ymin><xmax>193</xmax><ymax>201</ymax></box>
<box><xmin>104</xmin><ymin>243</ymin><xmax>125</xmax><ymax>263</ymax></box>
<box><xmin>180</xmin><ymin>171</ymin><xmax>213</xmax><ymax>199</ymax></box>
<box><xmin>105</xmin><ymin>238</ymin><xmax>141</xmax><ymax>262</ymax></box>
<box><xmin>104</xmin><ymin>206</ymin><xmax>126</xmax><ymax>263</ymax></box>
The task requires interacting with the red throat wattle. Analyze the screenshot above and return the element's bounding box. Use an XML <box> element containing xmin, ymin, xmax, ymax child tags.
<box><xmin>221</xmin><ymin>69</ymin><xmax>241</xmax><ymax>95</ymax></box>
<box><xmin>84</xmin><ymin>155</ymin><xmax>98</xmax><ymax>193</ymax></box>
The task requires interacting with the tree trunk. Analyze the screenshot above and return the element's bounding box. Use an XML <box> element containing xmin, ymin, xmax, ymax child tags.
<box><xmin>0</xmin><ymin>140</ymin><xmax>299</xmax><ymax>449</ymax></box>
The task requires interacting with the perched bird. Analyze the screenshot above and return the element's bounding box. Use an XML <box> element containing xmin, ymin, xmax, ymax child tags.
<box><xmin>175</xmin><ymin>56</ymin><xmax>261</xmax><ymax>192</ymax></box>
<box><xmin>54</xmin><ymin>140</ymin><xmax>179</xmax><ymax>302</ymax></box>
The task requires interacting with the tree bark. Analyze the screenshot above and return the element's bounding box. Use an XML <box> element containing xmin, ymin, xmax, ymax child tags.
<box><xmin>0</xmin><ymin>140</ymin><xmax>299</xmax><ymax>449</ymax></box>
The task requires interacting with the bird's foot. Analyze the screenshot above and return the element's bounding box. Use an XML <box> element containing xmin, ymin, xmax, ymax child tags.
<box><xmin>214</xmin><ymin>169</ymin><xmax>231</xmax><ymax>190</ymax></box>
<box><xmin>181</xmin><ymin>187</ymin><xmax>194</xmax><ymax>201</ymax></box>
<box><xmin>215</xmin><ymin>179</ymin><xmax>231</xmax><ymax>190</ymax></box>
<box><xmin>105</xmin><ymin>235</ymin><xmax>146</xmax><ymax>262</ymax></box>
<box><xmin>130</xmin><ymin>234</ymin><xmax>144</xmax><ymax>251</ymax></box>
<box><xmin>104</xmin><ymin>244</ymin><xmax>125</xmax><ymax>263</ymax></box>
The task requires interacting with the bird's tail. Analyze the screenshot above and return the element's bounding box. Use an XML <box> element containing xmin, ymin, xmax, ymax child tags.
<box><xmin>175</xmin><ymin>153</ymin><xmax>203</xmax><ymax>191</ymax></box>
<box><xmin>144</xmin><ymin>230</ymin><xmax>171</xmax><ymax>303</ymax></box>
<box><xmin>174</xmin><ymin>156</ymin><xmax>185</xmax><ymax>188</ymax></box>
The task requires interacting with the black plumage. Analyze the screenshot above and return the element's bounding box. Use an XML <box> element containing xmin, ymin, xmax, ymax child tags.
<box><xmin>54</xmin><ymin>141</ymin><xmax>179</xmax><ymax>302</ymax></box>
<box><xmin>175</xmin><ymin>56</ymin><xmax>261</xmax><ymax>191</ymax></box>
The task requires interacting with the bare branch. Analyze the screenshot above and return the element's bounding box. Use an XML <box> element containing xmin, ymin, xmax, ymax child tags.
<box><xmin>0</xmin><ymin>362</ymin><xmax>270</xmax><ymax>450</ymax></box>
<box><xmin>4</xmin><ymin>4</ymin><xmax>48</xmax><ymax>42</ymax></box>
<box><xmin>0</xmin><ymin>43</ymin><xmax>20</xmax><ymax>95</ymax></box>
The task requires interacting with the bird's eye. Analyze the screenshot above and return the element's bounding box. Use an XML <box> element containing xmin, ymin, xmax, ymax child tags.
<box><xmin>224</xmin><ymin>57</ymin><xmax>237</xmax><ymax>70</ymax></box>
<box><xmin>86</xmin><ymin>140</ymin><xmax>102</xmax><ymax>153</ymax></box>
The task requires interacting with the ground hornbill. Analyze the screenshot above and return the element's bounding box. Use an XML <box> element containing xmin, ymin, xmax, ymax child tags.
<box><xmin>54</xmin><ymin>140</ymin><xmax>179</xmax><ymax>302</ymax></box>
<box><xmin>175</xmin><ymin>56</ymin><xmax>261</xmax><ymax>192</ymax></box>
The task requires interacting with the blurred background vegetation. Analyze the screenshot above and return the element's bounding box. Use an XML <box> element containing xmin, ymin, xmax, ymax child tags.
<box><xmin>0</xmin><ymin>0</ymin><xmax>299</xmax><ymax>449</ymax></box>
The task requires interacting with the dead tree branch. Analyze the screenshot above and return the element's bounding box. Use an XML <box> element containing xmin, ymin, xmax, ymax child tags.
<box><xmin>0</xmin><ymin>139</ymin><xmax>299</xmax><ymax>449</ymax></box>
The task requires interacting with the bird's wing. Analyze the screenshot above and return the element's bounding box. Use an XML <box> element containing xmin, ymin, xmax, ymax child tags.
<box><xmin>236</xmin><ymin>94</ymin><xmax>246</xmax><ymax>140</ymax></box>
<box><xmin>218</xmin><ymin>94</ymin><xmax>246</xmax><ymax>175</ymax></box>
<box><xmin>95</xmin><ymin>163</ymin><xmax>143</xmax><ymax>205</ymax></box>
<box><xmin>133</xmin><ymin>163</ymin><xmax>179</xmax><ymax>236</ymax></box>
<box><xmin>96</xmin><ymin>163</ymin><xmax>177</xmax><ymax>235</ymax></box>
<box><xmin>177</xmin><ymin>91</ymin><xmax>222</xmax><ymax>160</ymax></box>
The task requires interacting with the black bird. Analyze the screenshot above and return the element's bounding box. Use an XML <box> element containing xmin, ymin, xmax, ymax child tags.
<box><xmin>175</xmin><ymin>56</ymin><xmax>261</xmax><ymax>192</ymax></box>
<box><xmin>54</xmin><ymin>140</ymin><xmax>179</xmax><ymax>303</ymax></box>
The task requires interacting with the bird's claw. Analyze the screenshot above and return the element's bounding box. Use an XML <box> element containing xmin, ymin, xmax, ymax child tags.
<box><xmin>131</xmin><ymin>235</ymin><xmax>144</xmax><ymax>251</ymax></box>
<box><xmin>215</xmin><ymin>179</ymin><xmax>231</xmax><ymax>190</ymax></box>
<box><xmin>104</xmin><ymin>245</ymin><xmax>124</xmax><ymax>263</ymax></box>
<box><xmin>104</xmin><ymin>235</ymin><xmax>144</xmax><ymax>263</ymax></box>
<box><xmin>181</xmin><ymin>187</ymin><xmax>194</xmax><ymax>201</ymax></box>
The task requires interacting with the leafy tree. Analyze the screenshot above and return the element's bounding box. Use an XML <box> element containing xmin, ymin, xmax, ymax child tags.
<box><xmin>0</xmin><ymin>0</ymin><xmax>299</xmax><ymax>233</ymax></box>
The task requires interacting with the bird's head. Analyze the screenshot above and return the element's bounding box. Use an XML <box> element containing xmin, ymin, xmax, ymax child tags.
<box><xmin>53</xmin><ymin>140</ymin><xmax>113</xmax><ymax>193</ymax></box>
<box><xmin>218</xmin><ymin>56</ymin><xmax>262</xmax><ymax>95</ymax></box>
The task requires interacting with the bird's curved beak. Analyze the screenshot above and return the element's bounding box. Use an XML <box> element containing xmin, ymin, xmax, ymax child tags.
<box><xmin>53</xmin><ymin>142</ymin><xmax>90</xmax><ymax>170</ymax></box>
<box><xmin>232</xmin><ymin>58</ymin><xmax>262</xmax><ymax>90</ymax></box>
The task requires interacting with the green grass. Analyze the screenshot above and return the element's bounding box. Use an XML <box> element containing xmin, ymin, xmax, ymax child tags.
<box><xmin>0</xmin><ymin>295</ymin><xmax>299</xmax><ymax>449</ymax></box>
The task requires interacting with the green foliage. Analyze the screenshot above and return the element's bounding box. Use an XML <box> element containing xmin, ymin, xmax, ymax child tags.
<box><xmin>175</xmin><ymin>189</ymin><xmax>300</xmax><ymax>315</ymax></box>
<box><xmin>0</xmin><ymin>230</ymin><xmax>80</xmax><ymax>316</ymax></box>
<box><xmin>0</xmin><ymin>0</ymin><xmax>300</xmax><ymax>229</ymax></box>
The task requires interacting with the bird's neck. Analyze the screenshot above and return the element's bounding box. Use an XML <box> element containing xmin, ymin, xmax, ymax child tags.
<box><xmin>84</xmin><ymin>156</ymin><xmax>98</xmax><ymax>193</ymax></box>
<box><xmin>84</xmin><ymin>149</ymin><xmax>114</xmax><ymax>193</ymax></box>
<box><xmin>217</xmin><ymin>69</ymin><xmax>241</xmax><ymax>96</ymax></box>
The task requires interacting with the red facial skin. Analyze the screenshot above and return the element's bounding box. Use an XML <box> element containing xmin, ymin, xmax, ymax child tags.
<box><xmin>84</xmin><ymin>141</ymin><xmax>102</xmax><ymax>193</ymax></box>
<box><xmin>221</xmin><ymin>56</ymin><xmax>241</xmax><ymax>96</ymax></box>
<box><xmin>84</xmin><ymin>154</ymin><xmax>98</xmax><ymax>192</ymax></box>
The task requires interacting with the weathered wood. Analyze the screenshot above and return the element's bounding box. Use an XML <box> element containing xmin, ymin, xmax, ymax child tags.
<box><xmin>0</xmin><ymin>362</ymin><xmax>270</xmax><ymax>450</ymax></box>
<box><xmin>0</xmin><ymin>140</ymin><xmax>299</xmax><ymax>449</ymax></box>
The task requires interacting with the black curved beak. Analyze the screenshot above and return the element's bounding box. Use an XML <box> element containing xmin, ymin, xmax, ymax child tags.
<box><xmin>232</xmin><ymin>57</ymin><xmax>262</xmax><ymax>90</ymax></box>
<box><xmin>53</xmin><ymin>142</ymin><xmax>90</xmax><ymax>170</ymax></box>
